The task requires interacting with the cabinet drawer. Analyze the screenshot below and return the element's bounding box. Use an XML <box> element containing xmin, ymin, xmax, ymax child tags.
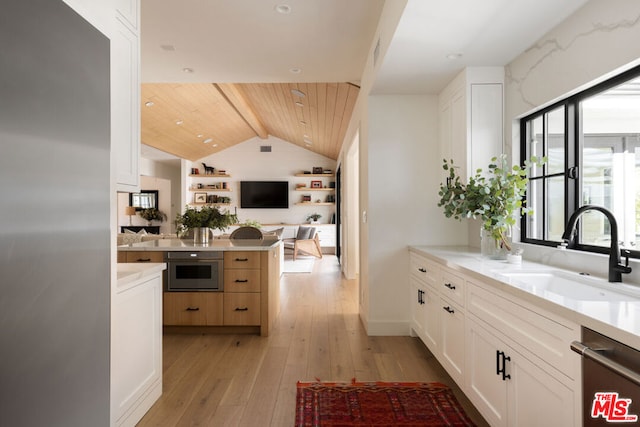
<box><xmin>467</xmin><ymin>282</ymin><xmax>579</xmax><ymax>379</ymax></box>
<box><xmin>409</xmin><ymin>253</ymin><xmax>439</xmax><ymax>287</ymax></box>
<box><xmin>224</xmin><ymin>251</ymin><xmax>261</xmax><ymax>269</ymax></box>
<box><xmin>163</xmin><ymin>292</ymin><xmax>223</xmax><ymax>326</ymax></box>
<box><xmin>224</xmin><ymin>269</ymin><xmax>261</xmax><ymax>292</ymax></box>
<box><xmin>125</xmin><ymin>251</ymin><xmax>164</xmax><ymax>263</ymax></box>
<box><xmin>224</xmin><ymin>293</ymin><xmax>261</xmax><ymax>325</ymax></box>
<box><xmin>441</xmin><ymin>269</ymin><xmax>465</xmax><ymax>306</ymax></box>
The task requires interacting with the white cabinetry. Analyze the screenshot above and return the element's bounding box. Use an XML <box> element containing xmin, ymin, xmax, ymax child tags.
<box><xmin>439</xmin><ymin>67</ymin><xmax>504</xmax><ymax>181</ymax></box>
<box><xmin>112</xmin><ymin>265</ymin><xmax>163</xmax><ymax>427</ymax></box>
<box><xmin>112</xmin><ymin>0</ymin><xmax>140</xmax><ymax>191</ymax></box>
<box><xmin>408</xmin><ymin>248</ymin><xmax>581</xmax><ymax>426</ymax></box>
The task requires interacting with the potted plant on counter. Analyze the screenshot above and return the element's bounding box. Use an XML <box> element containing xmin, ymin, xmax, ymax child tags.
<box><xmin>138</xmin><ymin>207</ymin><xmax>167</xmax><ymax>226</ymax></box>
<box><xmin>306</xmin><ymin>213</ymin><xmax>322</xmax><ymax>224</ymax></box>
<box><xmin>175</xmin><ymin>205</ymin><xmax>238</xmax><ymax>244</ymax></box>
<box><xmin>437</xmin><ymin>154</ymin><xmax>544</xmax><ymax>259</ymax></box>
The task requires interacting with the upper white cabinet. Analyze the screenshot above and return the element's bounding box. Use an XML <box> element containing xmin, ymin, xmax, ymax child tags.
<box><xmin>112</xmin><ymin>0</ymin><xmax>141</xmax><ymax>191</ymax></box>
<box><xmin>63</xmin><ymin>0</ymin><xmax>141</xmax><ymax>192</ymax></box>
<box><xmin>439</xmin><ymin>67</ymin><xmax>504</xmax><ymax>181</ymax></box>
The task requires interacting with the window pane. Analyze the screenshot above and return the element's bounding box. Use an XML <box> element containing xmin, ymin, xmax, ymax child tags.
<box><xmin>527</xmin><ymin>116</ymin><xmax>544</xmax><ymax>178</ymax></box>
<box><xmin>526</xmin><ymin>178</ymin><xmax>544</xmax><ymax>240</ymax></box>
<box><xmin>547</xmin><ymin>176</ymin><xmax>565</xmax><ymax>241</ymax></box>
<box><xmin>547</xmin><ymin>107</ymin><xmax>565</xmax><ymax>175</ymax></box>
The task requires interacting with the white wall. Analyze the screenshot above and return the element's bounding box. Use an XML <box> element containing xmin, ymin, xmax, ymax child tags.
<box><xmin>187</xmin><ymin>136</ymin><xmax>337</xmax><ymax>225</ymax></box>
<box><xmin>365</xmin><ymin>94</ymin><xmax>454</xmax><ymax>335</ymax></box>
<box><xmin>505</xmin><ymin>0</ymin><xmax>640</xmax><ymax>280</ymax></box>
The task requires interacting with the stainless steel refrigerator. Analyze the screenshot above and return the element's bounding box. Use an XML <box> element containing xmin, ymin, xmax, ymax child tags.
<box><xmin>0</xmin><ymin>1</ymin><xmax>111</xmax><ymax>425</ymax></box>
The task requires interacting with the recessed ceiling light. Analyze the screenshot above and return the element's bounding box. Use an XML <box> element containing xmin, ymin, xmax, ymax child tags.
<box><xmin>160</xmin><ymin>44</ymin><xmax>175</xmax><ymax>51</ymax></box>
<box><xmin>144</xmin><ymin>101</ymin><xmax>154</xmax><ymax>107</ymax></box>
<box><xmin>446</xmin><ymin>53</ymin><xmax>463</xmax><ymax>60</ymax></box>
<box><xmin>176</xmin><ymin>120</ymin><xmax>184</xmax><ymax>125</ymax></box>
<box><xmin>182</xmin><ymin>67</ymin><xmax>194</xmax><ymax>73</ymax></box>
<box><xmin>203</xmin><ymin>138</ymin><xmax>213</xmax><ymax>144</ymax></box>
<box><xmin>291</xmin><ymin>89</ymin><xmax>306</xmax><ymax>98</ymax></box>
<box><xmin>274</xmin><ymin>4</ymin><xmax>291</xmax><ymax>14</ymax></box>
<box><xmin>295</xmin><ymin>101</ymin><xmax>304</xmax><ymax>107</ymax></box>
<box><xmin>197</xmin><ymin>134</ymin><xmax>204</xmax><ymax>138</ymax></box>
<box><xmin>289</xmin><ymin>67</ymin><xmax>301</xmax><ymax>74</ymax></box>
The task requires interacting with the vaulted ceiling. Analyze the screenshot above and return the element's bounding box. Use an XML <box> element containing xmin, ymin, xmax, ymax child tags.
<box><xmin>141</xmin><ymin>82</ymin><xmax>359</xmax><ymax>161</ymax></box>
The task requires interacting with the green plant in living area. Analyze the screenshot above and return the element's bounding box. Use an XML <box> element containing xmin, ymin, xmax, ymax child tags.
<box><xmin>437</xmin><ymin>154</ymin><xmax>545</xmax><ymax>251</ymax></box>
<box><xmin>306</xmin><ymin>213</ymin><xmax>322</xmax><ymax>223</ymax></box>
<box><xmin>239</xmin><ymin>219</ymin><xmax>262</xmax><ymax>229</ymax></box>
<box><xmin>174</xmin><ymin>205</ymin><xmax>238</xmax><ymax>235</ymax></box>
<box><xmin>138</xmin><ymin>208</ymin><xmax>167</xmax><ymax>224</ymax></box>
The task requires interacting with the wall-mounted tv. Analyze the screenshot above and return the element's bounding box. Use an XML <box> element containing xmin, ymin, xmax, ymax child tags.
<box><xmin>240</xmin><ymin>181</ymin><xmax>288</xmax><ymax>209</ymax></box>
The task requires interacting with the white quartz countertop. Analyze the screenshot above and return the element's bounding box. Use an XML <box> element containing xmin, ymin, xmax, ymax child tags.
<box><xmin>410</xmin><ymin>245</ymin><xmax>640</xmax><ymax>350</ymax></box>
<box><xmin>116</xmin><ymin>262</ymin><xmax>166</xmax><ymax>288</ymax></box>
<box><xmin>118</xmin><ymin>238</ymin><xmax>281</xmax><ymax>252</ymax></box>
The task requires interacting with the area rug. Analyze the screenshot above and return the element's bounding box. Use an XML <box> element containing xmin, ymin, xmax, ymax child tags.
<box><xmin>295</xmin><ymin>380</ymin><xmax>476</xmax><ymax>426</ymax></box>
<box><xmin>283</xmin><ymin>257</ymin><xmax>315</xmax><ymax>273</ymax></box>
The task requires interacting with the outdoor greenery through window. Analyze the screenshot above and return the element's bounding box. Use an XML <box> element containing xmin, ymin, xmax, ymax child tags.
<box><xmin>521</xmin><ymin>65</ymin><xmax>640</xmax><ymax>257</ymax></box>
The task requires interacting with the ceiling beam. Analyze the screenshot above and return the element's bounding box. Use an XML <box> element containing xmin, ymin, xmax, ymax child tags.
<box><xmin>214</xmin><ymin>83</ymin><xmax>269</xmax><ymax>139</ymax></box>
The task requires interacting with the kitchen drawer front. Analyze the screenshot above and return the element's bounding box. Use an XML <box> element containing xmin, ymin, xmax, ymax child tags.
<box><xmin>467</xmin><ymin>282</ymin><xmax>579</xmax><ymax>379</ymax></box>
<box><xmin>163</xmin><ymin>292</ymin><xmax>223</xmax><ymax>326</ymax></box>
<box><xmin>224</xmin><ymin>269</ymin><xmax>261</xmax><ymax>292</ymax></box>
<box><xmin>224</xmin><ymin>251</ymin><xmax>261</xmax><ymax>269</ymax></box>
<box><xmin>224</xmin><ymin>293</ymin><xmax>261</xmax><ymax>325</ymax></box>
<box><xmin>440</xmin><ymin>269</ymin><xmax>465</xmax><ymax>306</ymax></box>
<box><xmin>409</xmin><ymin>252</ymin><xmax>439</xmax><ymax>287</ymax></box>
<box><xmin>125</xmin><ymin>251</ymin><xmax>164</xmax><ymax>263</ymax></box>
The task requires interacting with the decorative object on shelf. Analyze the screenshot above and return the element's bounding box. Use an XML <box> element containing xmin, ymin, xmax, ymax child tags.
<box><xmin>175</xmin><ymin>205</ymin><xmax>238</xmax><ymax>244</ymax></box>
<box><xmin>306</xmin><ymin>213</ymin><xmax>322</xmax><ymax>224</ymax></box>
<box><xmin>201</xmin><ymin>162</ymin><xmax>215</xmax><ymax>175</ymax></box>
<box><xmin>302</xmin><ymin>195</ymin><xmax>311</xmax><ymax>202</ymax></box>
<box><xmin>138</xmin><ymin>208</ymin><xmax>167</xmax><ymax>226</ymax></box>
<box><xmin>310</xmin><ymin>180</ymin><xmax>322</xmax><ymax>188</ymax></box>
<box><xmin>194</xmin><ymin>192</ymin><xmax>207</xmax><ymax>203</ymax></box>
<box><xmin>329</xmin><ymin>181</ymin><xmax>335</xmax><ymax>188</ymax></box>
<box><xmin>326</xmin><ymin>195</ymin><xmax>335</xmax><ymax>203</ymax></box>
<box><xmin>191</xmin><ymin>167</ymin><xmax>200</xmax><ymax>175</ymax></box>
<box><xmin>437</xmin><ymin>154</ymin><xmax>545</xmax><ymax>259</ymax></box>
<box><xmin>125</xmin><ymin>206</ymin><xmax>136</xmax><ymax>226</ymax></box>
<box><xmin>312</xmin><ymin>166</ymin><xmax>323</xmax><ymax>174</ymax></box>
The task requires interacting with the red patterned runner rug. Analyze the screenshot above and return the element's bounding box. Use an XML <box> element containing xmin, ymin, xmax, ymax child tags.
<box><xmin>295</xmin><ymin>380</ymin><xmax>476</xmax><ymax>426</ymax></box>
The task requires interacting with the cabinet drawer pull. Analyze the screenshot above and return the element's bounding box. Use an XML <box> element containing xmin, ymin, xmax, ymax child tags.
<box><xmin>235</xmin><ymin>258</ymin><xmax>249</xmax><ymax>262</ymax></box>
<box><xmin>442</xmin><ymin>306</ymin><xmax>455</xmax><ymax>314</ymax></box>
<box><xmin>496</xmin><ymin>350</ymin><xmax>511</xmax><ymax>381</ymax></box>
<box><xmin>185</xmin><ymin>307</ymin><xmax>200</xmax><ymax>312</ymax></box>
<box><xmin>418</xmin><ymin>268</ymin><xmax>427</xmax><ymax>273</ymax></box>
<box><xmin>444</xmin><ymin>283</ymin><xmax>456</xmax><ymax>290</ymax></box>
<box><xmin>234</xmin><ymin>307</ymin><xmax>249</xmax><ymax>311</ymax></box>
<box><xmin>235</xmin><ymin>279</ymin><xmax>249</xmax><ymax>283</ymax></box>
<box><xmin>136</xmin><ymin>258</ymin><xmax>151</xmax><ymax>262</ymax></box>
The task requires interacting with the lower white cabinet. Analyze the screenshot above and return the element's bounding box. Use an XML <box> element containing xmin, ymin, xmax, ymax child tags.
<box><xmin>112</xmin><ymin>269</ymin><xmax>163</xmax><ymax>427</ymax></box>
<box><xmin>466</xmin><ymin>319</ymin><xmax>575</xmax><ymax>427</ymax></box>
<box><xmin>439</xmin><ymin>297</ymin><xmax>465</xmax><ymax>385</ymax></box>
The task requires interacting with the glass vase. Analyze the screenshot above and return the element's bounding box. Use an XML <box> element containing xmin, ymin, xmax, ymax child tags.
<box><xmin>480</xmin><ymin>227</ymin><xmax>511</xmax><ymax>260</ymax></box>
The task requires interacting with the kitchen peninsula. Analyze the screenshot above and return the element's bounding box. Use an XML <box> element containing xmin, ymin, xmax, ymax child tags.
<box><xmin>119</xmin><ymin>238</ymin><xmax>281</xmax><ymax>337</ymax></box>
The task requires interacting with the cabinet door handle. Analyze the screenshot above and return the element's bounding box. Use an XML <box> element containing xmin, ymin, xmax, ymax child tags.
<box><xmin>235</xmin><ymin>258</ymin><xmax>249</xmax><ymax>262</ymax></box>
<box><xmin>234</xmin><ymin>307</ymin><xmax>249</xmax><ymax>311</ymax></box>
<box><xmin>496</xmin><ymin>350</ymin><xmax>511</xmax><ymax>381</ymax></box>
<box><xmin>136</xmin><ymin>258</ymin><xmax>151</xmax><ymax>262</ymax></box>
<box><xmin>417</xmin><ymin>289</ymin><xmax>425</xmax><ymax>305</ymax></box>
<box><xmin>418</xmin><ymin>268</ymin><xmax>427</xmax><ymax>273</ymax></box>
<box><xmin>235</xmin><ymin>279</ymin><xmax>249</xmax><ymax>283</ymax></box>
<box><xmin>442</xmin><ymin>306</ymin><xmax>455</xmax><ymax>314</ymax></box>
<box><xmin>444</xmin><ymin>283</ymin><xmax>455</xmax><ymax>290</ymax></box>
<box><xmin>185</xmin><ymin>307</ymin><xmax>200</xmax><ymax>311</ymax></box>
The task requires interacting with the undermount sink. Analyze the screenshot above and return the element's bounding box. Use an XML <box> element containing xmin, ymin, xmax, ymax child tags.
<box><xmin>492</xmin><ymin>269</ymin><xmax>640</xmax><ymax>302</ymax></box>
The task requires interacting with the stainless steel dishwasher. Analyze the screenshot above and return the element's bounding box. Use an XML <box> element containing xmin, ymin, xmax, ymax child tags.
<box><xmin>571</xmin><ymin>327</ymin><xmax>640</xmax><ymax>425</ymax></box>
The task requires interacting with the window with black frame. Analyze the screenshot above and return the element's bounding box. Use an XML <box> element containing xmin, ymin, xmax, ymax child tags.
<box><xmin>520</xmin><ymin>66</ymin><xmax>640</xmax><ymax>258</ymax></box>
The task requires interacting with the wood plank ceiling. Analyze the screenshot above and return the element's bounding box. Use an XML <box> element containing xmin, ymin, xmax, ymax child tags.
<box><xmin>141</xmin><ymin>82</ymin><xmax>359</xmax><ymax>161</ymax></box>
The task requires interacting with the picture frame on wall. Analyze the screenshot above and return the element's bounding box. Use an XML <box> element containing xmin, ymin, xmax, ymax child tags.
<box><xmin>194</xmin><ymin>192</ymin><xmax>207</xmax><ymax>204</ymax></box>
<box><xmin>310</xmin><ymin>180</ymin><xmax>322</xmax><ymax>188</ymax></box>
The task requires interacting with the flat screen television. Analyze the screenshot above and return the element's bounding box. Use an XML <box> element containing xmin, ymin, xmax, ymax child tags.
<box><xmin>240</xmin><ymin>181</ymin><xmax>289</xmax><ymax>209</ymax></box>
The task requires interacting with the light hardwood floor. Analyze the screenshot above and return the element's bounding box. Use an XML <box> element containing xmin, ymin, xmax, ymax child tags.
<box><xmin>137</xmin><ymin>255</ymin><xmax>489</xmax><ymax>426</ymax></box>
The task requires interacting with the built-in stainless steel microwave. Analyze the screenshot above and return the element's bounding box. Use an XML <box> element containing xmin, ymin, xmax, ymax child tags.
<box><xmin>165</xmin><ymin>251</ymin><xmax>223</xmax><ymax>291</ymax></box>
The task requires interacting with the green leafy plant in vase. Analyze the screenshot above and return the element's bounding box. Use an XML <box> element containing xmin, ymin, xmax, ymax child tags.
<box><xmin>306</xmin><ymin>213</ymin><xmax>322</xmax><ymax>224</ymax></box>
<box><xmin>175</xmin><ymin>205</ymin><xmax>238</xmax><ymax>242</ymax></box>
<box><xmin>138</xmin><ymin>208</ymin><xmax>167</xmax><ymax>226</ymax></box>
<box><xmin>437</xmin><ymin>154</ymin><xmax>545</xmax><ymax>259</ymax></box>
